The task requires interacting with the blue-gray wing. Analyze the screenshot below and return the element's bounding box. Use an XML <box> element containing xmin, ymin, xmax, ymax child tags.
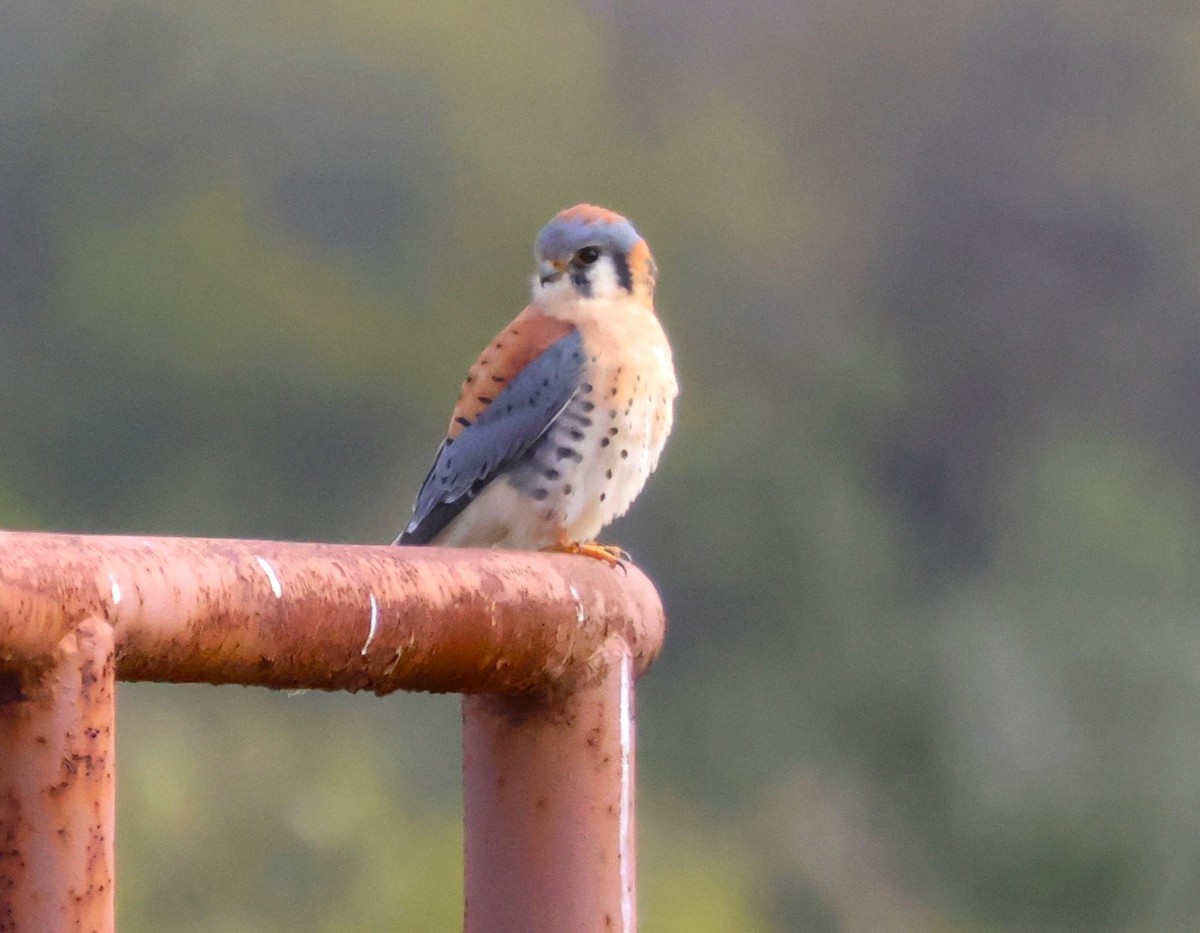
<box><xmin>395</xmin><ymin>329</ymin><xmax>586</xmax><ymax>545</ymax></box>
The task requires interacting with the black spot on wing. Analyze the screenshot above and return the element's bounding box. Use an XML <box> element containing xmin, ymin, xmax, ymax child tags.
<box><xmin>395</xmin><ymin>330</ymin><xmax>586</xmax><ymax>545</ymax></box>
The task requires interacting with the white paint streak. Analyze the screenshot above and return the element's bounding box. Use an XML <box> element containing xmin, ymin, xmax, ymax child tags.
<box><xmin>619</xmin><ymin>655</ymin><xmax>634</xmax><ymax>932</ymax></box>
<box><xmin>568</xmin><ymin>583</ymin><xmax>587</xmax><ymax>625</ymax></box>
<box><xmin>382</xmin><ymin>634</ymin><xmax>417</xmax><ymax>677</ymax></box>
<box><xmin>255</xmin><ymin>556</ymin><xmax>283</xmax><ymax>599</ymax></box>
<box><xmin>361</xmin><ymin>593</ymin><xmax>379</xmax><ymax>656</ymax></box>
<box><xmin>108</xmin><ymin>573</ymin><xmax>122</xmax><ymax>606</ymax></box>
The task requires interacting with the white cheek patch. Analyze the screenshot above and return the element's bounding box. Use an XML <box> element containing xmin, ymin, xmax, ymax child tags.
<box><xmin>584</xmin><ymin>257</ymin><xmax>622</xmax><ymax>300</ymax></box>
<box><xmin>532</xmin><ymin>256</ymin><xmax>627</xmax><ymax>303</ymax></box>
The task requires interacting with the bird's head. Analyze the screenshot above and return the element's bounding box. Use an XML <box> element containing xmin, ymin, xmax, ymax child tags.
<box><xmin>533</xmin><ymin>204</ymin><xmax>657</xmax><ymax>307</ymax></box>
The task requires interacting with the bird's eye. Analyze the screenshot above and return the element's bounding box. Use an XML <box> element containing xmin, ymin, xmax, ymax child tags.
<box><xmin>575</xmin><ymin>246</ymin><xmax>601</xmax><ymax>266</ymax></box>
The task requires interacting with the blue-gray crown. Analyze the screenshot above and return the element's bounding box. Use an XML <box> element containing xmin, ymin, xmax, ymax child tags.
<box><xmin>535</xmin><ymin>205</ymin><xmax>642</xmax><ymax>261</ymax></box>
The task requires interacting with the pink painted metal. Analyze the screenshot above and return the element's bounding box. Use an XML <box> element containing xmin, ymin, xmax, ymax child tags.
<box><xmin>464</xmin><ymin>638</ymin><xmax>637</xmax><ymax>933</ymax></box>
<box><xmin>0</xmin><ymin>616</ymin><xmax>116</xmax><ymax>933</ymax></box>
<box><xmin>0</xmin><ymin>530</ymin><xmax>665</xmax><ymax>931</ymax></box>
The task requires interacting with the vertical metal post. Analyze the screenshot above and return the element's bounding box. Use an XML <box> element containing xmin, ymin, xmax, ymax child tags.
<box><xmin>0</xmin><ymin>617</ymin><xmax>116</xmax><ymax>933</ymax></box>
<box><xmin>463</xmin><ymin>637</ymin><xmax>637</xmax><ymax>933</ymax></box>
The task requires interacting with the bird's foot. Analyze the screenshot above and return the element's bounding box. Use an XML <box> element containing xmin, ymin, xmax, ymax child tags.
<box><xmin>545</xmin><ymin>541</ymin><xmax>630</xmax><ymax>567</ymax></box>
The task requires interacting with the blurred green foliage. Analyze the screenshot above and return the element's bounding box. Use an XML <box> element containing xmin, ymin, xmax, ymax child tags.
<box><xmin>5</xmin><ymin>0</ymin><xmax>1200</xmax><ymax>927</ymax></box>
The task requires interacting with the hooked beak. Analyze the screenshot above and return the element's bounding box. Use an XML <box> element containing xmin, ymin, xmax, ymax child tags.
<box><xmin>538</xmin><ymin>258</ymin><xmax>567</xmax><ymax>285</ymax></box>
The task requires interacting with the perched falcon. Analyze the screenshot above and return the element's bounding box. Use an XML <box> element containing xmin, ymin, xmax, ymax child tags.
<box><xmin>395</xmin><ymin>204</ymin><xmax>677</xmax><ymax>562</ymax></box>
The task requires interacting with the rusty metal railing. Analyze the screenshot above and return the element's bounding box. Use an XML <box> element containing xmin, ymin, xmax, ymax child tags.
<box><xmin>0</xmin><ymin>531</ymin><xmax>665</xmax><ymax>932</ymax></box>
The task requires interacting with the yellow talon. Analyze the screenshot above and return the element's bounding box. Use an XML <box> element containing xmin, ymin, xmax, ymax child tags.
<box><xmin>545</xmin><ymin>541</ymin><xmax>630</xmax><ymax>566</ymax></box>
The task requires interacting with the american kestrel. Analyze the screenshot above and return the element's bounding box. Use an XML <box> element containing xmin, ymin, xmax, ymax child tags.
<box><xmin>395</xmin><ymin>204</ymin><xmax>677</xmax><ymax>562</ymax></box>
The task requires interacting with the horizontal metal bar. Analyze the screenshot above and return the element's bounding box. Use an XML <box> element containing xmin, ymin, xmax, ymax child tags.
<box><xmin>0</xmin><ymin>531</ymin><xmax>664</xmax><ymax>695</ymax></box>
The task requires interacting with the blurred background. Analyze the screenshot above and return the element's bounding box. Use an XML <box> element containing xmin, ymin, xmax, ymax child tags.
<box><xmin>3</xmin><ymin>0</ymin><xmax>1200</xmax><ymax>928</ymax></box>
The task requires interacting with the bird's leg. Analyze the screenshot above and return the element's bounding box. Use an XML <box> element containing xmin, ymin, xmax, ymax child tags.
<box><xmin>544</xmin><ymin>540</ymin><xmax>630</xmax><ymax>567</ymax></box>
